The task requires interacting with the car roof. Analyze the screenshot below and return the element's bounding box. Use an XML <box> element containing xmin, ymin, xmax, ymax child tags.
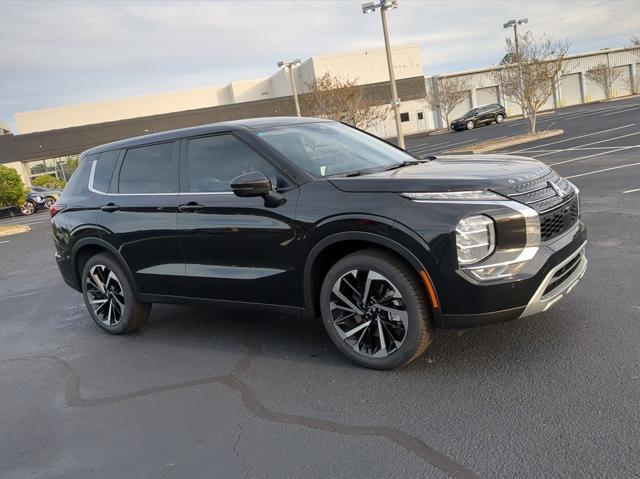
<box><xmin>83</xmin><ymin>116</ymin><xmax>330</xmax><ymax>157</ymax></box>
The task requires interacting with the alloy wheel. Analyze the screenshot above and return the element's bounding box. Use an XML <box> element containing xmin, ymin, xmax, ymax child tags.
<box><xmin>329</xmin><ymin>269</ymin><xmax>408</xmax><ymax>358</ymax></box>
<box><xmin>496</xmin><ymin>114</ymin><xmax>504</xmax><ymax>124</ymax></box>
<box><xmin>21</xmin><ymin>202</ymin><xmax>35</xmax><ymax>215</ymax></box>
<box><xmin>86</xmin><ymin>264</ymin><xmax>125</xmax><ymax>326</ymax></box>
<box><xmin>466</xmin><ymin>120</ymin><xmax>474</xmax><ymax>130</ymax></box>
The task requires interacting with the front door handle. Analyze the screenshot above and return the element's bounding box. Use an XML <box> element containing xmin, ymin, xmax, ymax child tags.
<box><xmin>100</xmin><ymin>203</ymin><xmax>120</xmax><ymax>212</ymax></box>
<box><xmin>178</xmin><ymin>202</ymin><xmax>204</xmax><ymax>212</ymax></box>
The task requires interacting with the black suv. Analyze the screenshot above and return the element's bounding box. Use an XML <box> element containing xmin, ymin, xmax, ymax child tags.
<box><xmin>51</xmin><ymin>117</ymin><xmax>587</xmax><ymax>369</ymax></box>
<box><xmin>450</xmin><ymin>104</ymin><xmax>506</xmax><ymax>131</ymax></box>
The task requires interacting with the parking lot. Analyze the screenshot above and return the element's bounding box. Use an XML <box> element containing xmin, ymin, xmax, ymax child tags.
<box><xmin>2</xmin><ymin>98</ymin><xmax>639</xmax><ymax>478</ymax></box>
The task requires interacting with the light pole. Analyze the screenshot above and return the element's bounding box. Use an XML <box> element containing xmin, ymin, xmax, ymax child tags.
<box><xmin>503</xmin><ymin>18</ymin><xmax>528</xmax><ymax>117</ymax></box>
<box><xmin>278</xmin><ymin>59</ymin><xmax>302</xmax><ymax>116</ymax></box>
<box><xmin>362</xmin><ymin>0</ymin><xmax>404</xmax><ymax>149</ymax></box>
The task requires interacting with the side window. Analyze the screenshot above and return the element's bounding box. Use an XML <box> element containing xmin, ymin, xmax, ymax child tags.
<box><xmin>118</xmin><ymin>142</ymin><xmax>177</xmax><ymax>194</ymax></box>
<box><xmin>184</xmin><ymin>134</ymin><xmax>276</xmax><ymax>193</ymax></box>
<box><xmin>93</xmin><ymin>149</ymin><xmax>120</xmax><ymax>193</ymax></box>
<box><xmin>59</xmin><ymin>157</ymin><xmax>93</xmax><ymax>201</ymax></box>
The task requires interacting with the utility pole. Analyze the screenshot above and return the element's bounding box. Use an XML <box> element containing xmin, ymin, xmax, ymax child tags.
<box><xmin>362</xmin><ymin>0</ymin><xmax>405</xmax><ymax>149</ymax></box>
<box><xmin>504</xmin><ymin>18</ymin><xmax>528</xmax><ymax>117</ymax></box>
<box><xmin>277</xmin><ymin>59</ymin><xmax>302</xmax><ymax>116</ymax></box>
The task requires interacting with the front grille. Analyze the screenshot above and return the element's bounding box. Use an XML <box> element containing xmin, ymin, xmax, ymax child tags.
<box><xmin>543</xmin><ymin>252</ymin><xmax>583</xmax><ymax>296</ymax></box>
<box><xmin>540</xmin><ymin>196</ymin><xmax>579</xmax><ymax>242</ymax></box>
<box><xmin>497</xmin><ymin>170</ymin><xmax>579</xmax><ymax>242</ymax></box>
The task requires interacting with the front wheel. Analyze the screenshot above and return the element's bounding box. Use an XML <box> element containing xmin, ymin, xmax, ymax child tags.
<box><xmin>82</xmin><ymin>253</ymin><xmax>151</xmax><ymax>334</ymax></box>
<box><xmin>495</xmin><ymin>114</ymin><xmax>504</xmax><ymax>124</ymax></box>
<box><xmin>319</xmin><ymin>249</ymin><xmax>434</xmax><ymax>369</ymax></box>
<box><xmin>466</xmin><ymin>120</ymin><xmax>475</xmax><ymax>130</ymax></box>
<box><xmin>21</xmin><ymin>201</ymin><xmax>35</xmax><ymax>215</ymax></box>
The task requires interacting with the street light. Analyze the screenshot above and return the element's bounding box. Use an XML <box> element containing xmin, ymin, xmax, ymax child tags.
<box><xmin>362</xmin><ymin>0</ymin><xmax>405</xmax><ymax>149</ymax></box>
<box><xmin>503</xmin><ymin>18</ymin><xmax>528</xmax><ymax>117</ymax></box>
<box><xmin>278</xmin><ymin>59</ymin><xmax>302</xmax><ymax>117</ymax></box>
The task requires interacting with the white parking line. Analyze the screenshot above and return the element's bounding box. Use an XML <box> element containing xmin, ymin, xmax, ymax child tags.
<box><xmin>549</xmin><ymin>145</ymin><xmax>640</xmax><ymax>166</ymax></box>
<box><xmin>566</xmin><ymin>162</ymin><xmax>640</xmax><ymax>179</ymax></box>
<box><xmin>533</xmin><ymin>131</ymin><xmax>640</xmax><ymax>158</ymax></box>
<box><xmin>511</xmin><ymin>123</ymin><xmax>636</xmax><ymax>153</ymax></box>
<box><xmin>0</xmin><ymin>219</ymin><xmax>44</xmax><ymax>226</ymax></box>
<box><xmin>409</xmin><ymin>140</ymin><xmax>453</xmax><ymax>153</ymax></box>
<box><xmin>602</xmin><ymin>106</ymin><xmax>640</xmax><ymax>116</ymax></box>
<box><xmin>410</xmin><ymin>138</ymin><xmax>479</xmax><ymax>155</ymax></box>
<box><xmin>0</xmin><ymin>240</ymin><xmax>9</xmax><ymax>244</ymax></box>
<box><xmin>623</xmin><ymin>188</ymin><xmax>640</xmax><ymax>194</ymax></box>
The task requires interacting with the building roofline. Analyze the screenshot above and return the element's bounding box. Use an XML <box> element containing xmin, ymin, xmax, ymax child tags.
<box><xmin>431</xmin><ymin>45</ymin><xmax>640</xmax><ymax>79</ymax></box>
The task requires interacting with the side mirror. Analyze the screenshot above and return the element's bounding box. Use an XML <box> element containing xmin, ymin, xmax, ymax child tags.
<box><xmin>230</xmin><ymin>171</ymin><xmax>286</xmax><ymax>208</ymax></box>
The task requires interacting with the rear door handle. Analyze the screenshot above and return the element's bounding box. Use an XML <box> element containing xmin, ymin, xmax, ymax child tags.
<box><xmin>100</xmin><ymin>203</ymin><xmax>120</xmax><ymax>212</ymax></box>
<box><xmin>178</xmin><ymin>202</ymin><xmax>204</xmax><ymax>212</ymax></box>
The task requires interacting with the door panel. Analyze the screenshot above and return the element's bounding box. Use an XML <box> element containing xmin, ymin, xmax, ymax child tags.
<box><xmin>97</xmin><ymin>141</ymin><xmax>182</xmax><ymax>295</ymax></box>
<box><xmin>176</xmin><ymin>133</ymin><xmax>300</xmax><ymax>306</ymax></box>
<box><xmin>177</xmin><ymin>191</ymin><xmax>300</xmax><ymax>305</ymax></box>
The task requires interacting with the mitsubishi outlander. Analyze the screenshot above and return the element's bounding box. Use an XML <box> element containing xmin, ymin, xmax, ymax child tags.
<box><xmin>51</xmin><ymin>117</ymin><xmax>587</xmax><ymax>369</ymax></box>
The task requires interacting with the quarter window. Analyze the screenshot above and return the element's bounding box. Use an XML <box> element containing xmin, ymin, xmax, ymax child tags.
<box><xmin>184</xmin><ymin>134</ymin><xmax>276</xmax><ymax>192</ymax></box>
<box><xmin>118</xmin><ymin>142</ymin><xmax>177</xmax><ymax>194</ymax></box>
<box><xmin>93</xmin><ymin>149</ymin><xmax>120</xmax><ymax>192</ymax></box>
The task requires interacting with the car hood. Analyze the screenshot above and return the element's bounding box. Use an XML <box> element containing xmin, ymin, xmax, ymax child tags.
<box><xmin>451</xmin><ymin>117</ymin><xmax>470</xmax><ymax>123</ymax></box>
<box><xmin>327</xmin><ymin>154</ymin><xmax>552</xmax><ymax>193</ymax></box>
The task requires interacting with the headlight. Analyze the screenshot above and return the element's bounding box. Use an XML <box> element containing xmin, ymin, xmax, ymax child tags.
<box><xmin>456</xmin><ymin>215</ymin><xmax>495</xmax><ymax>265</ymax></box>
<box><xmin>401</xmin><ymin>191</ymin><xmax>507</xmax><ymax>201</ymax></box>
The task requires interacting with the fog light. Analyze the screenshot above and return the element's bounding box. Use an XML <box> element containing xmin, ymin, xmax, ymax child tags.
<box><xmin>456</xmin><ymin>215</ymin><xmax>495</xmax><ymax>265</ymax></box>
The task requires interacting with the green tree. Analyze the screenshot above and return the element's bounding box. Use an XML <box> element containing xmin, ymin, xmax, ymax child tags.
<box><xmin>32</xmin><ymin>174</ymin><xmax>65</xmax><ymax>189</ymax></box>
<box><xmin>0</xmin><ymin>165</ymin><xmax>28</xmax><ymax>207</ymax></box>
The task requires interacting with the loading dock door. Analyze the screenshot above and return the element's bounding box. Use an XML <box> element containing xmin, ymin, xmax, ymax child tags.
<box><xmin>560</xmin><ymin>73</ymin><xmax>582</xmax><ymax>107</ymax></box>
<box><xmin>476</xmin><ymin>86</ymin><xmax>499</xmax><ymax>106</ymax></box>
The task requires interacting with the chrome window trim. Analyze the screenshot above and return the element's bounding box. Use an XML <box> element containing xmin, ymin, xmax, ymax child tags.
<box><xmin>89</xmin><ymin>160</ymin><xmax>235</xmax><ymax>197</ymax></box>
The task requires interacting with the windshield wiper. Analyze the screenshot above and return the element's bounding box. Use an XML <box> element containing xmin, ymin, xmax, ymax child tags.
<box><xmin>383</xmin><ymin>160</ymin><xmax>421</xmax><ymax>171</ymax></box>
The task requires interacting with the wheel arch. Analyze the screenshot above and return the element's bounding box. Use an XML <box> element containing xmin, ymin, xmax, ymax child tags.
<box><xmin>71</xmin><ymin>238</ymin><xmax>140</xmax><ymax>300</ymax></box>
<box><xmin>302</xmin><ymin>231</ymin><xmax>442</xmax><ymax>324</ymax></box>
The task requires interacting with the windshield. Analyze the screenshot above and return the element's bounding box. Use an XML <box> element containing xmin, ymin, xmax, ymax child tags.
<box><xmin>256</xmin><ymin>122</ymin><xmax>415</xmax><ymax>177</ymax></box>
<box><xmin>463</xmin><ymin>108</ymin><xmax>478</xmax><ymax>117</ymax></box>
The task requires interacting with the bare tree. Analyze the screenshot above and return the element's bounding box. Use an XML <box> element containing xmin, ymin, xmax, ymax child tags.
<box><xmin>300</xmin><ymin>73</ymin><xmax>389</xmax><ymax>130</ymax></box>
<box><xmin>493</xmin><ymin>32</ymin><xmax>570</xmax><ymax>134</ymax></box>
<box><xmin>585</xmin><ymin>63</ymin><xmax>624</xmax><ymax>99</ymax></box>
<box><xmin>425</xmin><ymin>76</ymin><xmax>471</xmax><ymax>126</ymax></box>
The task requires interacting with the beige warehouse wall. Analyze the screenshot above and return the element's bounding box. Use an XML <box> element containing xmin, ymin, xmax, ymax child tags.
<box><xmin>15</xmin><ymin>44</ymin><xmax>421</xmax><ymax>135</ymax></box>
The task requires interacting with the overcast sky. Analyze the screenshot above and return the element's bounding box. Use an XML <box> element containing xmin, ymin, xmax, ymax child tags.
<box><xmin>1</xmin><ymin>0</ymin><xmax>638</xmax><ymax>130</ymax></box>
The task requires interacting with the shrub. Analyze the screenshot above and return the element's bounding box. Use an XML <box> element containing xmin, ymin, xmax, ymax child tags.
<box><xmin>0</xmin><ymin>165</ymin><xmax>28</xmax><ymax>207</ymax></box>
<box><xmin>32</xmin><ymin>174</ymin><xmax>66</xmax><ymax>189</ymax></box>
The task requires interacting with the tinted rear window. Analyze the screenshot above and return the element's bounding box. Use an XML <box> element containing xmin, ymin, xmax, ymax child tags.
<box><xmin>59</xmin><ymin>156</ymin><xmax>93</xmax><ymax>201</ymax></box>
<box><xmin>118</xmin><ymin>142</ymin><xmax>177</xmax><ymax>194</ymax></box>
<box><xmin>93</xmin><ymin>149</ymin><xmax>120</xmax><ymax>193</ymax></box>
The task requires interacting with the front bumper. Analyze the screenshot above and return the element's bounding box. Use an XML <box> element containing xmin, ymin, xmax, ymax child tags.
<box><xmin>440</xmin><ymin>222</ymin><xmax>587</xmax><ymax>328</ymax></box>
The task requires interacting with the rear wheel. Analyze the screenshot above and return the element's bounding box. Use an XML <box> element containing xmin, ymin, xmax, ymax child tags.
<box><xmin>319</xmin><ymin>249</ymin><xmax>434</xmax><ymax>369</ymax></box>
<box><xmin>496</xmin><ymin>114</ymin><xmax>504</xmax><ymax>124</ymax></box>
<box><xmin>81</xmin><ymin>253</ymin><xmax>151</xmax><ymax>334</ymax></box>
<box><xmin>44</xmin><ymin>197</ymin><xmax>55</xmax><ymax>209</ymax></box>
<box><xmin>466</xmin><ymin>120</ymin><xmax>475</xmax><ymax>130</ymax></box>
<box><xmin>21</xmin><ymin>201</ymin><xmax>35</xmax><ymax>215</ymax></box>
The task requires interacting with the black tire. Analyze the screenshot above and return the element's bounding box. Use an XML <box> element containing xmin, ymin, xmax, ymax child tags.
<box><xmin>81</xmin><ymin>252</ymin><xmax>151</xmax><ymax>334</ymax></box>
<box><xmin>465</xmin><ymin>120</ymin><xmax>475</xmax><ymax>130</ymax></box>
<box><xmin>44</xmin><ymin>197</ymin><xmax>55</xmax><ymax>209</ymax></box>
<box><xmin>495</xmin><ymin>114</ymin><xmax>504</xmax><ymax>124</ymax></box>
<box><xmin>319</xmin><ymin>248</ymin><xmax>434</xmax><ymax>369</ymax></box>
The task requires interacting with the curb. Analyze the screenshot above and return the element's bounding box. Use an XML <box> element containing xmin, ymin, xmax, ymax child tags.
<box><xmin>0</xmin><ymin>224</ymin><xmax>31</xmax><ymax>237</ymax></box>
<box><xmin>449</xmin><ymin>129</ymin><xmax>564</xmax><ymax>154</ymax></box>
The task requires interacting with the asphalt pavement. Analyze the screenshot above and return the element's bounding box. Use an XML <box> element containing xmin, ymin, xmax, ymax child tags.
<box><xmin>1</xmin><ymin>98</ymin><xmax>639</xmax><ymax>478</ymax></box>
